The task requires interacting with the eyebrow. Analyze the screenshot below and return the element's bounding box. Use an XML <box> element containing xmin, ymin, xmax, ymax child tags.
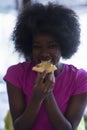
<box><xmin>33</xmin><ymin>40</ymin><xmax>57</xmax><ymax>44</ymax></box>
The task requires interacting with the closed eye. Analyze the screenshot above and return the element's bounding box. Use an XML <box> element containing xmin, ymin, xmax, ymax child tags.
<box><xmin>32</xmin><ymin>43</ymin><xmax>42</xmax><ymax>49</ymax></box>
<box><xmin>48</xmin><ymin>44</ymin><xmax>59</xmax><ymax>49</ymax></box>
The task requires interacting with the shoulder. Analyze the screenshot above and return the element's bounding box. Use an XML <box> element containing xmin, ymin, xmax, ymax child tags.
<box><xmin>64</xmin><ymin>64</ymin><xmax>87</xmax><ymax>77</ymax></box>
<box><xmin>5</xmin><ymin>61</ymin><xmax>34</xmax><ymax>74</ymax></box>
<box><xmin>3</xmin><ymin>61</ymin><xmax>35</xmax><ymax>88</ymax></box>
<box><xmin>64</xmin><ymin>64</ymin><xmax>87</xmax><ymax>94</ymax></box>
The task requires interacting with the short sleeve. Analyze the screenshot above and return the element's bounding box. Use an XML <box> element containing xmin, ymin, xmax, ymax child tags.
<box><xmin>72</xmin><ymin>69</ymin><xmax>87</xmax><ymax>95</ymax></box>
<box><xmin>3</xmin><ymin>63</ymin><xmax>23</xmax><ymax>88</ymax></box>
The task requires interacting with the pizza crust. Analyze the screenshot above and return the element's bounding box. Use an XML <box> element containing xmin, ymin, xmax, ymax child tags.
<box><xmin>32</xmin><ymin>61</ymin><xmax>57</xmax><ymax>73</ymax></box>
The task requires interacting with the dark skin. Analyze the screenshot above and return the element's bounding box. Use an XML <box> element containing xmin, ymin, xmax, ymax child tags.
<box><xmin>6</xmin><ymin>34</ymin><xmax>87</xmax><ymax>130</ymax></box>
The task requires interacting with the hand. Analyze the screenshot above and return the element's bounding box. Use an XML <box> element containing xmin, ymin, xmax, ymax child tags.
<box><xmin>42</xmin><ymin>71</ymin><xmax>55</xmax><ymax>92</ymax></box>
<box><xmin>32</xmin><ymin>71</ymin><xmax>55</xmax><ymax>102</ymax></box>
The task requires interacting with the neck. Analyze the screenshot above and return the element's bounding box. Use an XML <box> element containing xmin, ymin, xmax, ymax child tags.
<box><xmin>54</xmin><ymin>62</ymin><xmax>64</xmax><ymax>77</ymax></box>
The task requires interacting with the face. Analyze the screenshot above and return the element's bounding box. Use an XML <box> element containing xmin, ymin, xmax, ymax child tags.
<box><xmin>32</xmin><ymin>34</ymin><xmax>61</xmax><ymax>67</ymax></box>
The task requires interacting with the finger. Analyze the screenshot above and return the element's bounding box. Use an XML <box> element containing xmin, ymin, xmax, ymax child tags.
<box><xmin>45</xmin><ymin>80</ymin><xmax>54</xmax><ymax>90</ymax></box>
<box><xmin>45</xmin><ymin>71</ymin><xmax>55</xmax><ymax>83</ymax></box>
<box><xmin>43</xmin><ymin>72</ymin><xmax>55</xmax><ymax>92</ymax></box>
<box><xmin>34</xmin><ymin>73</ymin><xmax>40</xmax><ymax>84</ymax></box>
<box><xmin>39</xmin><ymin>71</ymin><xmax>48</xmax><ymax>83</ymax></box>
<box><xmin>34</xmin><ymin>71</ymin><xmax>48</xmax><ymax>87</ymax></box>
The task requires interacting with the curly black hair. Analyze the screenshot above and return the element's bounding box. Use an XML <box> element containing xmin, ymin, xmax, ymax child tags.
<box><xmin>12</xmin><ymin>2</ymin><xmax>80</xmax><ymax>60</ymax></box>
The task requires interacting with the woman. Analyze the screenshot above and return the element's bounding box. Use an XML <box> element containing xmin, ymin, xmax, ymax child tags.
<box><xmin>3</xmin><ymin>2</ymin><xmax>87</xmax><ymax>130</ymax></box>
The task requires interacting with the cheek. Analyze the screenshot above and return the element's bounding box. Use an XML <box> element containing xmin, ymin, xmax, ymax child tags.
<box><xmin>32</xmin><ymin>49</ymin><xmax>39</xmax><ymax>56</ymax></box>
<box><xmin>32</xmin><ymin>50</ymin><xmax>39</xmax><ymax>62</ymax></box>
<box><xmin>56</xmin><ymin>51</ymin><xmax>61</xmax><ymax>58</ymax></box>
<box><xmin>53</xmin><ymin>50</ymin><xmax>61</xmax><ymax>62</ymax></box>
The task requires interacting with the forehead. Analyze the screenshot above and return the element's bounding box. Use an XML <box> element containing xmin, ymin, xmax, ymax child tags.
<box><xmin>33</xmin><ymin>34</ymin><xmax>56</xmax><ymax>42</ymax></box>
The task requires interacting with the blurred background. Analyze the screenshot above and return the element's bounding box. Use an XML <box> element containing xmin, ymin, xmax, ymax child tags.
<box><xmin>0</xmin><ymin>0</ymin><xmax>87</xmax><ymax>130</ymax></box>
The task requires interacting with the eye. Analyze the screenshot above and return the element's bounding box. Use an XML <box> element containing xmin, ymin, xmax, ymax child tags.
<box><xmin>48</xmin><ymin>43</ymin><xmax>59</xmax><ymax>49</ymax></box>
<box><xmin>32</xmin><ymin>43</ymin><xmax>41</xmax><ymax>49</ymax></box>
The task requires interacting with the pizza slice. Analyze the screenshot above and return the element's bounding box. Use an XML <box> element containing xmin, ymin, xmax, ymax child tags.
<box><xmin>32</xmin><ymin>61</ymin><xmax>57</xmax><ymax>73</ymax></box>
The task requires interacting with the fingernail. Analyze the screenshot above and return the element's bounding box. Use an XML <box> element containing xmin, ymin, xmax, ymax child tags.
<box><xmin>44</xmin><ymin>88</ymin><xmax>47</xmax><ymax>93</ymax></box>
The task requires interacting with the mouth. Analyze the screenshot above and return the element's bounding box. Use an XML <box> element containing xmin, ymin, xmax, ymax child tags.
<box><xmin>41</xmin><ymin>59</ymin><xmax>51</xmax><ymax>63</ymax></box>
<box><xmin>34</xmin><ymin>57</ymin><xmax>55</xmax><ymax>65</ymax></box>
<box><xmin>38</xmin><ymin>58</ymin><xmax>52</xmax><ymax>64</ymax></box>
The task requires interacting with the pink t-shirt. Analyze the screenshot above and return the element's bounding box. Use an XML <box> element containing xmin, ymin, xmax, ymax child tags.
<box><xmin>4</xmin><ymin>61</ymin><xmax>87</xmax><ymax>130</ymax></box>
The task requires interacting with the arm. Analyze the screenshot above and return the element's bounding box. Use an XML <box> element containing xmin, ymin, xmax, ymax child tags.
<box><xmin>44</xmin><ymin>93</ymin><xmax>72</xmax><ymax>130</ymax></box>
<box><xmin>43</xmin><ymin>72</ymin><xmax>87</xmax><ymax>130</ymax></box>
<box><xmin>44</xmin><ymin>91</ymin><xmax>87</xmax><ymax>130</ymax></box>
<box><xmin>6</xmin><ymin>82</ymin><xmax>42</xmax><ymax>130</ymax></box>
<box><xmin>6</xmin><ymin>72</ymin><xmax>51</xmax><ymax>130</ymax></box>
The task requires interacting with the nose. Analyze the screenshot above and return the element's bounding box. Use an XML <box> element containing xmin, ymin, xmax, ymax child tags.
<box><xmin>40</xmin><ymin>48</ymin><xmax>50</xmax><ymax>60</ymax></box>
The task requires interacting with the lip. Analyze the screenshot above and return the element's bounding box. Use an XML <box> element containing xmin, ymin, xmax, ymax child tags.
<box><xmin>41</xmin><ymin>59</ymin><xmax>51</xmax><ymax>62</ymax></box>
<box><xmin>38</xmin><ymin>59</ymin><xmax>53</xmax><ymax>64</ymax></box>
